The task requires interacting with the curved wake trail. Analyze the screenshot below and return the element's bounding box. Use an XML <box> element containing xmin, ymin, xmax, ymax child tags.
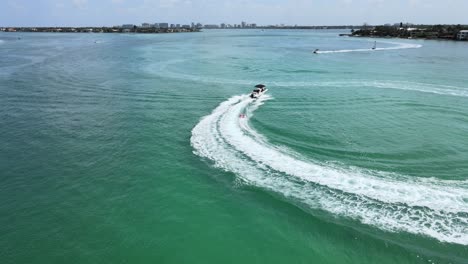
<box><xmin>317</xmin><ymin>42</ymin><xmax>422</xmax><ymax>54</ymax></box>
<box><xmin>191</xmin><ymin>95</ymin><xmax>468</xmax><ymax>245</ymax></box>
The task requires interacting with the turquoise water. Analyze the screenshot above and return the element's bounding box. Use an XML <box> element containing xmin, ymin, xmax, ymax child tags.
<box><xmin>1</xmin><ymin>30</ymin><xmax>467</xmax><ymax>263</ymax></box>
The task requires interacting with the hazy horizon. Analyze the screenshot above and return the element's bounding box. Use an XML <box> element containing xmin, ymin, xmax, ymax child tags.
<box><xmin>1</xmin><ymin>0</ymin><xmax>468</xmax><ymax>27</ymax></box>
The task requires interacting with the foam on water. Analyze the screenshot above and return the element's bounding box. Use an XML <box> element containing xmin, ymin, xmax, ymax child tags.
<box><xmin>191</xmin><ymin>95</ymin><xmax>468</xmax><ymax>245</ymax></box>
<box><xmin>317</xmin><ymin>41</ymin><xmax>422</xmax><ymax>54</ymax></box>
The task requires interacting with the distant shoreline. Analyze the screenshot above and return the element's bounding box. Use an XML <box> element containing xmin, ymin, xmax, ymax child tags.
<box><xmin>349</xmin><ymin>35</ymin><xmax>468</xmax><ymax>43</ymax></box>
<box><xmin>351</xmin><ymin>25</ymin><xmax>468</xmax><ymax>42</ymax></box>
<box><xmin>0</xmin><ymin>27</ymin><xmax>200</xmax><ymax>34</ymax></box>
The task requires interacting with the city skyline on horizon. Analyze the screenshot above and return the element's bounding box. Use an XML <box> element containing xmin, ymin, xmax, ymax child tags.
<box><xmin>1</xmin><ymin>0</ymin><xmax>468</xmax><ymax>27</ymax></box>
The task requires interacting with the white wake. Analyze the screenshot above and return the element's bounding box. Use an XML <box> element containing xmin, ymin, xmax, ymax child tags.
<box><xmin>316</xmin><ymin>41</ymin><xmax>422</xmax><ymax>54</ymax></box>
<box><xmin>191</xmin><ymin>95</ymin><xmax>468</xmax><ymax>245</ymax></box>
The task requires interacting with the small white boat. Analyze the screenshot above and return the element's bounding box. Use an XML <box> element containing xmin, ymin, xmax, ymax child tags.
<box><xmin>250</xmin><ymin>85</ymin><xmax>268</xmax><ymax>99</ymax></box>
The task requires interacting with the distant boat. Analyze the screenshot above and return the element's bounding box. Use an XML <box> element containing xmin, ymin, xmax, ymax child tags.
<box><xmin>313</xmin><ymin>49</ymin><xmax>319</xmax><ymax>54</ymax></box>
<box><xmin>372</xmin><ymin>41</ymin><xmax>377</xmax><ymax>50</ymax></box>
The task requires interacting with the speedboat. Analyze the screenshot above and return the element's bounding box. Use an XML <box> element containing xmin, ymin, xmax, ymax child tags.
<box><xmin>250</xmin><ymin>84</ymin><xmax>268</xmax><ymax>99</ymax></box>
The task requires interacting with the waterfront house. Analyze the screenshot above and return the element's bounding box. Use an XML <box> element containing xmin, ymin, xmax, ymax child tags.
<box><xmin>457</xmin><ymin>30</ymin><xmax>468</xmax><ymax>40</ymax></box>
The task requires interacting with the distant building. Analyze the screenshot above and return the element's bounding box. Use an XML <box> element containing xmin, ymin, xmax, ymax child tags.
<box><xmin>251</xmin><ymin>23</ymin><xmax>257</xmax><ymax>28</ymax></box>
<box><xmin>220</xmin><ymin>23</ymin><xmax>226</xmax><ymax>29</ymax></box>
<box><xmin>241</xmin><ymin>21</ymin><xmax>246</xmax><ymax>28</ymax></box>
<box><xmin>176</xmin><ymin>24</ymin><xmax>180</xmax><ymax>28</ymax></box>
<box><xmin>204</xmin><ymin>24</ymin><xmax>220</xmax><ymax>29</ymax></box>
<box><xmin>159</xmin><ymin>23</ymin><xmax>169</xmax><ymax>29</ymax></box>
<box><xmin>141</xmin><ymin>23</ymin><xmax>151</xmax><ymax>28</ymax></box>
<box><xmin>170</xmin><ymin>24</ymin><xmax>175</xmax><ymax>28</ymax></box>
<box><xmin>457</xmin><ymin>30</ymin><xmax>468</xmax><ymax>40</ymax></box>
<box><xmin>182</xmin><ymin>25</ymin><xmax>191</xmax><ymax>29</ymax></box>
<box><xmin>196</xmin><ymin>23</ymin><xmax>202</xmax><ymax>29</ymax></box>
<box><xmin>122</xmin><ymin>24</ymin><xmax>134</xmax><ymax>29</ymax></box>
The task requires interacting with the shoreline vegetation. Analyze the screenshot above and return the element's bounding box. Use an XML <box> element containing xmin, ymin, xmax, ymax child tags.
<box><xmin>350</xmin><ymin>23</ymin><xmax>468</xmax><ymax>41</ymax></box>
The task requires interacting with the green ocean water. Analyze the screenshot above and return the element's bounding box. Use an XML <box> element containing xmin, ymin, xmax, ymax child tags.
<box><xmin>1</xmin><ymin>30</ymin><xmax>467</xmax><ymax>263</ymax></box>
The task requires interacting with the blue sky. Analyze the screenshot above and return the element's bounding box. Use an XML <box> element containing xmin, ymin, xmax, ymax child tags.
<box><xmin>1</xmin><ymin>0</ymin><xmax>467</xmax><ymax>27</ymax></box>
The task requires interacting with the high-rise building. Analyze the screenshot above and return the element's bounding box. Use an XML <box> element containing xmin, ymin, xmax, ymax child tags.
<box><xmin>241</xmin><ymin>21</ymin><xmax>246</xmax><ymax>28</ymax></box>
<box><xmin>204</xmin><ymin>24</ymin><xmax>220</xmax><ymax>29</ymax></box>
<box><xmin>220</xmin><ymin>23</ymin><xmax>226</xmax><ymax>29</ymax></box>
<box><xmin>159</xmin><ymin>23</ymin><xmax>169</xmax><ymax>29</ymax></box>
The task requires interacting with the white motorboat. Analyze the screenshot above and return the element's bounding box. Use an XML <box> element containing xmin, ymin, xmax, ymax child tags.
<box><xmin>250</xmin><ymin>84</ymin><xmax>268</xmax><ymax>99</ymax></box>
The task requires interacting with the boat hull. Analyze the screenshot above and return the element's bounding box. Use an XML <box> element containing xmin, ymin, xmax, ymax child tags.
<box><xmin>250</xmin><ymin>89</ymin><xmax>268</xmax><ymax>99</ymax></box>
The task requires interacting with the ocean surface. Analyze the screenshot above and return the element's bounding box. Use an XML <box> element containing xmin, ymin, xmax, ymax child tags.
<box><xmin>1</xmin><ymin>30</ymin><xmax>467</xmax><ymax>263</ymax></box>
